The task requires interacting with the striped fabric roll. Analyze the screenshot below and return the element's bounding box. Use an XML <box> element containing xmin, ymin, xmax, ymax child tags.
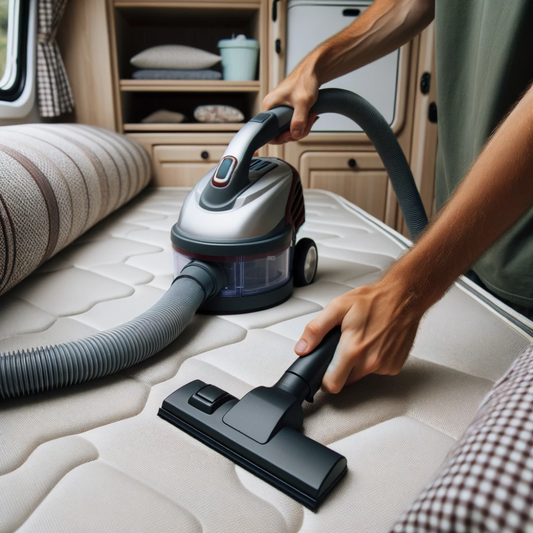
<box><xmin>0</xmin><ymin>124</ymin><xmax>151</xmax><ymax>297</ymax></box>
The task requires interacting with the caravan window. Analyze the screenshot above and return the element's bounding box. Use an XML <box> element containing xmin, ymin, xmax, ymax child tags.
<box><xmin>0</xmin><ymin>0</ymin><xmax>28</xmax><ymax>101</ymax></box>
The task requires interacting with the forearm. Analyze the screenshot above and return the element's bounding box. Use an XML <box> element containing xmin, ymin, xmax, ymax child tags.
<box><xmin>264</xmin><ymin>0</ymin><xmax>434</xmax><ymax>140</ymax></box>
<box><xmin>386</xmin><ymin>84</ymin><xmax>533</xmax><ymax>313</ymax></box>
<box><xmin>309</xmin><ymin>0</ymin><xmax>435</xmax><ymax>85</ymax></box>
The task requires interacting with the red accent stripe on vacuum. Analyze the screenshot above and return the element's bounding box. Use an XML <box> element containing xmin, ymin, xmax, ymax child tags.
<box><xmin>172</xmin><ymin>243</ymin><xmax>291</xmax><ymax>263</ymax></box>
<box><xmin>284</xmin><ymin>162</ymin><xmax>305</xmax><ymax>231</ymax></box>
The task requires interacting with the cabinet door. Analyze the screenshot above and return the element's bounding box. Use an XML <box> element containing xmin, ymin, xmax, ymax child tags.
<box><xmin>300</xmin><ymin>152</ymin><xmax>388</xmax><ymax>221</ymax></box>
<box><xmin>286</xmin><ymin>2</ymin><xmax>400</xmax><ymax>132</ymax></box>
<box><xmin>152</xmin><ymin>145</ymin><xmax>226</xmax><ymax>187</ymax></box>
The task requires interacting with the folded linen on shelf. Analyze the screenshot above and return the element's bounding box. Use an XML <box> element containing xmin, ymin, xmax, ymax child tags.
<box><xmin>133</xmin><ymin>69</ymin><xmax>222</xmax><ymax>81</ymax></box>
<box><xmin>141</xmin><ymin>110</ymin><xmax>186</xmax><ymax>124</ymax></box>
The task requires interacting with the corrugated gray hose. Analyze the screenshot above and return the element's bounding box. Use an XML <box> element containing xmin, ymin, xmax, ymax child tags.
<box><xmin>312</xmin><ymin>89</ymin><xmax>428</xmax><ymax>239</ymax></box>
<box><xmin>0</xmin><ymin>262</ymin><xmax>224</xmax><ymax>399</ymax></box>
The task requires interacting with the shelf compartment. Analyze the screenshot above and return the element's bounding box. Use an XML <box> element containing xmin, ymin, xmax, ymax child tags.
<box><xmin>120</xmin><ymin>80</ymin><xmax>260</xmax><ymax>92</ymax></box>
<box><xmin>114</xmin><ymin>6</ymin><xmax>260</xmax><ymax>81</ymax></box>
<box><xmin>121</xmin><ymin>90</ymin><xmax>256</xmax><ymax>132</ymax></box>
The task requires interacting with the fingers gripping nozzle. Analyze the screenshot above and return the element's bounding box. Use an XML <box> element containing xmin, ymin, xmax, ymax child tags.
<box><xmin>274</xmin><ymin>327</ymin><xmax>341</xmax><ymax>403</ymax></box>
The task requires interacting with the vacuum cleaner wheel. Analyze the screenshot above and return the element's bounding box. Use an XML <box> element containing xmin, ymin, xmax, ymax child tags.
<box><xmin>293</xmin><ymin>238</ymin><xmax>318</xmax><ymax>287</ymax></box>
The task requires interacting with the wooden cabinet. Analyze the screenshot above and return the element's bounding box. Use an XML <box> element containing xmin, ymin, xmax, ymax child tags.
<box><xmin>152</xmin><ymin>144</ymin><xmax>226</xmax><ymax>186</ymax></box>
<box><xmin>300</xmin><ymin>152</ymin><xmax>388</xmax><ymax>221</ymax></box>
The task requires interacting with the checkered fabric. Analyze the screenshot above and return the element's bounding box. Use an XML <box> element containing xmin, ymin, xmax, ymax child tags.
<box><xmin>37</xmin><ymin>0</ymin><xmax>74</xmax><ymax>117</ymax></box>
<box><xmin>391</xmin><ymin>344</ymin><xmax>533</xmax><ymax>532</ymax></box>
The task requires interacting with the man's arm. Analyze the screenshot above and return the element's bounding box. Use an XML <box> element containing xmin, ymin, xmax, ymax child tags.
<box><xmin>263</xmin><ymin>0</ymin><xmax>434</xmax><ymax>142</ymax></box>
<box><xmin>295</xmin><ymin>84</ymin><xmax>533</xmax><ymax>393</ymax></box>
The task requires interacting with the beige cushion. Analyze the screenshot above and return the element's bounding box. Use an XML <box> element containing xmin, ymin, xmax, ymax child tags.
<box><xmin>130</xmin><ymin>45</ymin><xmax>221</xmax><ymax>70</ymax></box>
<box><xmin>0</xmin><ymin>124</ymin><xmax>150</xmax><ymax>297</ymax></box>
<box><xmin>194</xmin><ymin>104</ymin><xmax>244</xmax><ymax>123</ymax></box>
<box><xmin>141</xmin><ymin>109</ymin><xmax>186</xmax><ymax>124</ymax></box>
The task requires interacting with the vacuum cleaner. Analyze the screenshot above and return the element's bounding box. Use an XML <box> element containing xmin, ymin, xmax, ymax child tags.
<box><xmin>0</xmin><ymin>88</ymin><xmax>427</xmax><ymax>509</ymax></box>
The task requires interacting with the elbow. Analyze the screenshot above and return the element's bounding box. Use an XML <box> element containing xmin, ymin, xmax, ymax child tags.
<box><xmin>399</xmin><ymin>0</ymin><xmax>435</xmax><ymax>27</ymax></box>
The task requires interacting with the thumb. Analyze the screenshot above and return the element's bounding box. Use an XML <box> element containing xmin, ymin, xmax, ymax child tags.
<box><xmin>294</xmin><ymin>299</ymin><xmax>349</xmax><ymax>356</ymax></box>
<box><xmin>290</xmin><ymin>99</ymin><xmax>313</xmax><ymax>140</ymax></box>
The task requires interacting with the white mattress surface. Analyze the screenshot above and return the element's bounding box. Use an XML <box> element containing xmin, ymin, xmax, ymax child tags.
<box><xmin>1</xmin><ymin>188</ymin><xmax>531</xmax><ymax>533</ymax></box>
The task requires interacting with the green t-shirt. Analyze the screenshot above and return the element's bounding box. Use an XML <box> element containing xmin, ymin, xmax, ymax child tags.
<box><xmin>435</xmin><ymin>0</ymin><xmax>533</xmax><ymax>307</ymax></box>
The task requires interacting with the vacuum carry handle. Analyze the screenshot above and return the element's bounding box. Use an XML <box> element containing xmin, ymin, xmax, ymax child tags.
<box><xmin>199</xmin><ymin>106</ymin><xmax>293</xmax><ymax>210</ymax></box>
<box><xmin>276</xmin><ymin>327</ymin><xmax>341</xmax><ymax>403</ymax></box>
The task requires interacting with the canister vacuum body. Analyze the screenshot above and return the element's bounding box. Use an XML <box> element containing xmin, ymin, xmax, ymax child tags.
<box><xmin>171</xmin><ymin>106</ymin><xmax>318</xmax><ymax>314</ymax></box>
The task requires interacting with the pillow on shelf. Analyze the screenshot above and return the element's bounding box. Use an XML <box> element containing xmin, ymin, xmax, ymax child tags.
<box><xmin>132</xmin><ymin>69</ymin><xmax>222</xmax><ymax>81</ymax></box>
<box><xmin>391</xmin><ymin>343</ymin><xmax>533</xmax><ymax>533</ymax></box>
<box><xmin>194</xmin><ymin>105</ymin><xmax>244</xmax><ymax>123</ymax></box>
<box><xmin>141</xmin><ymin>110</ymin><xmax>186</xmax><ymax>124</ymax></box>
<box><xmin>130</xmin><ymin>45</ymin><xmax>221</xmax><ymax>70</ymax></box>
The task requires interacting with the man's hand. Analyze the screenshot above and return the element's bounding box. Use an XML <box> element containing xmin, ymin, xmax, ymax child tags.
<box><xmin>294</xmin><ymin>279</ymin><xmax>424</xmax><ymax>392</ymax></box>
<box><xmin>262</xmin><ymin>0</ymin><xmax>435</xmax><ymax>144</ymax></box>
<box><xmin>294</xmin><ymin>81</ymin><xmax>533</xmax><ymax>394</ymax></box>
<box><xmin>262</xmin><ymin>60</ymin><xmax>320</xmax><ymax>144</ymax></box>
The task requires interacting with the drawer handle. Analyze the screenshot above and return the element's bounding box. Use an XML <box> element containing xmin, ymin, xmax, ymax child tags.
<box><xmin>201</xmin><ymin>151</ymin><xmax>209</xmax><ymax>160</ymax></box>
<box><xmin>348</xmin><ymin>158</ymin><xmax>357</xmax><ymax>168</ymax></box>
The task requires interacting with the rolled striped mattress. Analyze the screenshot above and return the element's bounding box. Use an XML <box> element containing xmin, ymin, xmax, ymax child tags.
<box><xmin>0</xmin><ymin>124</ymin><xmax>151</xmax><ymax>297</ymax></box>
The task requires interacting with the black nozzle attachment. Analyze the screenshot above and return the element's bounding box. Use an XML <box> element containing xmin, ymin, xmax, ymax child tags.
<box><xmin>159</xmin><ymin>378</ymin><xmax>347</xmax><ymax>510</ymax></box>
<box><xmin>158</xmin><ymin>326</ymin><xmax>346</xmax><ymax>509</ymax></box>
<box><xmin>275</xmin><ymin>327</ymin><xmax>341</xmax><ymax>403</ymax></box>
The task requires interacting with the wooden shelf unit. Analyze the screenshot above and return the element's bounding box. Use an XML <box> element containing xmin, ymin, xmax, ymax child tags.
<box><xmin>108</xmin><ymin>0</ymin><xmax>267</xmax><ymax>133</ymax></box>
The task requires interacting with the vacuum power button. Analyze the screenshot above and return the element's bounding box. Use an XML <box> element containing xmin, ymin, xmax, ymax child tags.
<box><xmin>216</xmin><ymin>158</ymin><xmax>233</xmax><ymax>180</ymax></box>
<box><xmin>213</xmin><ymin>156</ymin><xmax>237</xmax><ymax>187</ymax></box>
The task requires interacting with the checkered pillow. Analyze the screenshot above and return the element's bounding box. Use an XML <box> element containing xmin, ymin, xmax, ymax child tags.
<box><xmin>392</xmin><ymin>344</ymin><xmax>533</xmax><ymax>533</ymax></box>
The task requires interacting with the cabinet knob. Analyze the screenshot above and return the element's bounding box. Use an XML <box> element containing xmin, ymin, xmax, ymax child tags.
<box><xmin>201</xmin><ymin>151</ymin><xmax>209</xmax><ymax>160</ymax></box>
<box><xmin>348</xmin><ymin>158</ymin><xmax>357</xmax><ymax>168</ymax></box>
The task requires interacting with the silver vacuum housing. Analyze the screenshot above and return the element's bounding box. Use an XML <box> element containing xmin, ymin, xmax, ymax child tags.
<box><xmin>171</xmin><ymin>157</ymin><xmax>305</xmax><ymax>314</ymax></box>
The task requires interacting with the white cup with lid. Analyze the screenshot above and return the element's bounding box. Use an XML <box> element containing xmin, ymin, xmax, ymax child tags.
<box><xmin>218</xmin><ymin>35</ymin><xmax>259</xmax><ymax>81</ymax></box>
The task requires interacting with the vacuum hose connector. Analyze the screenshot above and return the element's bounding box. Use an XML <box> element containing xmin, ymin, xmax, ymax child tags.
<box><xmin>0</xmin><ymin>262</ymin><xmax>224</xmax><ymax>399</ymax></box>
<box><xmin>177</xmin><ymin>261</ymin><xmax>225</xmax><ymax>300</ymax></box>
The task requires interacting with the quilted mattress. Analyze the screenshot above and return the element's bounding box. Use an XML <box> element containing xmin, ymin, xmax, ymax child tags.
<box><xmin>1</xmin><ymin>188</ymin><xmax>532</xmax><ymax>533</ymax></box>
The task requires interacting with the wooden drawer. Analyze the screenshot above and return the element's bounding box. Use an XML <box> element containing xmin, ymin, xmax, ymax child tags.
<box><xmin>300</xmin><ymin>152</ymin><xmax>388</xmax><ymax>221</ymax></box>
<box><xmin>152</xmin><ymin>145</ymin><xmax>226</xmax><ymax>187</ymax></box>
